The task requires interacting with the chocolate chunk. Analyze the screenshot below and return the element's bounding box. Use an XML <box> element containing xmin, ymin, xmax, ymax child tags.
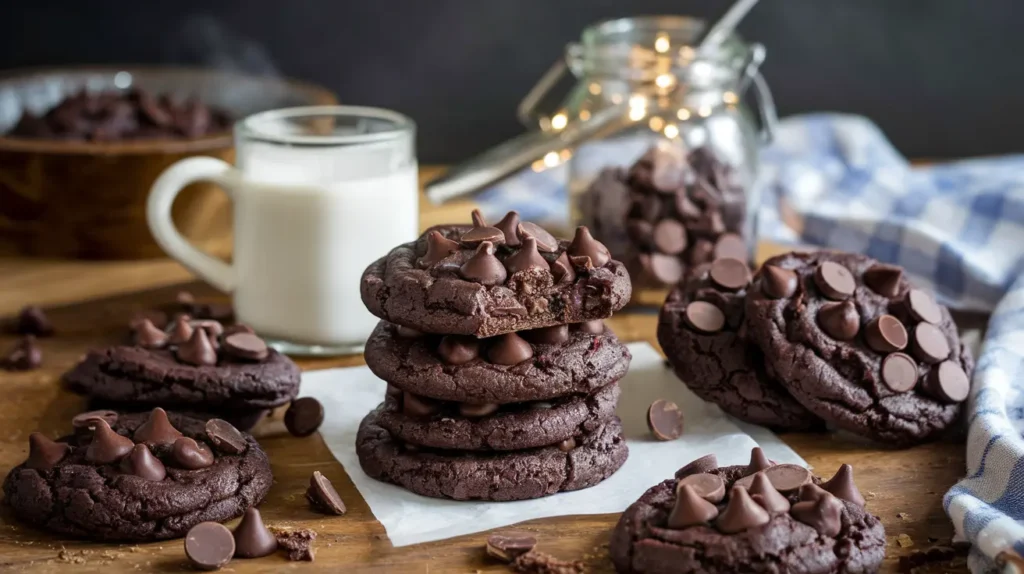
<box><xmin>185</xmin><ymin>522</ymin><xmax>235</xmax><ymax>570</ymax></box>
<box><xmin>716</xmin><ymin>486</ymin><xmax>770</xmax><ymax>533</ymax></box>
<box><xmin>578</xmin><ymin>320</ymin><xmax>605</xmax><ymax>335</ymax></box>
<box><xmin>285</xmin><ymin>397</ymin><xmax>325</xmax><ymax>437</ymax></box>
<box><xmin>171</xmin><ymin>437</ymin><xmax>215</xmax><ymax>470</ymax></box>
<box><xmin>438</xmin><ymin>335</ymin><xmax>480</xmax><ymax>365</ymax></box>
<box><xmin>713</xmin><ymin>233</ymin><xmax>746</xmax><ymax>261</ymax></box>
<box><xmin>647</xmin><ymin>399</ymin><xmax>684</xmax><ymax>440</ymax></box>
<box><xmin>687</xmin><ymin>239</ymin><xmax>715</xmax><ymax>266</ymax></box>
<box><xmin>487</xmin><ymin>333</ymin><xmax>534</xmax><ymax>365</ymax></box>
<box><xmin>134</xmin><ymin>319</ymin><xmax>169</xmax><ymax>349</ymax></box>
<box><xmin>402</xmin><ymin>393</ymin><xmax>439</xmax><ymax>418</ymax></box>
<box><xmin>651</xmin><ymin>151</ymin><xmax>684</xmax><ymax>191</ymax></box>
<box><xmin>814</xmin><ymin>261</ymin><xmax>856</xmax><ymax>300</ymax></box>
<box><xmin>764</xmin><ymin>464</ymin><xmax>812</xmax><ymax>492</ymax></box>
<box><xmin>683</xmin><ymin>301</ymin><xmax>725</xmax><ymax>334</ymax></box>
<box><xmin>167</xmin><ymin>315</ymin><xmax>195</xmax><ymax>345</ymax></box>
<box><xmin>273</xmin><ymin>527</ymin><xmax>317</xmax><ymax>562</ymax></box>
<box><xmin>863</xmin><ymin>264</ymin><xmax>902</xmax><ymax>298</ymax></box>
<box><xmin>630</xmin><ymin>195</ymin><xmax>663</xmax><ymax>222</ymax></box>
<box><xmin>881</xmin><ymin>352</ymin><xmax>919</xmax><ymax>392</ymax></box>
<box><xmin>15</xmin><ymin>305</ymin><xmax>53</xmax><ymax>336</ymax></box>
<box><xmin>746</xmin><ymin>447</ymin><xmax>773</xmax><ymax>474</ymax></box>
<box><xmin>72</xmin><ymin>410</ymin><xmax>118</xmax><ymax>431</ymax></box>
<box><xmin>557</xmin><ymin>437</ymin><xmax>576</xmax><ymax>451</ymax></box>
<box><xmin>550</xmin><ymin>252</ymin><xmax>576</xmax><ymax>284</ymax></box>
<box><xmin>761</xmin><ymin>265</ymin><xmax>798</xmax><ymax>299</ymax></box>
<box><xmin>120</xmin><ymin>444</ymin><xmax>167</xmax><ymax>481</ymax></box>
<box><xmin>518</xmin><ymin>222</ymin><xmax>558</xmax><ymax>253</ymax></box>
<box><xmin>85</xmin><ymin>419</ymin><xmax>134</xmax><ymax>464</ymax></box>
<box><xmin>821</xmin><ymin>464</ymin><xmax>866</xmax><ymax>506</ymax></box>
<box><xmin>649</xmin><ymin>253</ymin><xmax>684</xmax><ymax>284</ymax></box>
<box><xmin>675</xmin><ymin>454</ymin><xmax>719</xmax><ymax>478</ymax></box>
<box><xmin>471</xmin><ymin>209</ymin><xmax>487</xmax><ymax>227</ymax></box>
<box><xmin>865</xmin><ymin>315</ymin><xmax>908</xmax><ymax>353</ymax></box>
<box><xmin>306</xmin><ymin>470</ymin><xmax>346</xmax><ymax>515</ymax></box>
<box><xmin>626</xmin><ymin>219</ymin><xmax>654</xmax><ymax>247</ymax></box>
<box><xmin>798</xmin><ymin>483</ymin><xmax>830</xmax><ymax>502</ymax></box>
<box><xmin>190</xmin><ymin>319</ymin><xmax>224</xmax><ymax>340</ymax></box>
<box><xmin>911</xmin><ymin>323</ymin><xmax>951</xmax><ymax>364</ymax></box>
<box><xmin>749</xmin><ymin>472</ymin><xmax>791</xmax><ymax>513</ymax></box>
<box><xmin>523</xmin><ymin>325</ymin><xmax>569</xmax><ymax>345</ymax></box>
<box><xmin>674</xmin><ymin>192</ymin><xmax>702</xmax><ymax>220</ymax></box>
<box><xmin>486</xmin><ymin>532</ymin><xmax>537</xmax><ymax>562</ymax></box>
<box><xmin>567</xmin><ymin>226</ymin><xmax>610</xmax><ymax>267</ymax></box>
<box><xmin>3</xmin><ymin>336</ymin><xmax>42</xmax><ymax>371</ymax></box>
<box><xmin>205</xmin><ymin>419</ymin><xmax>247</xmax><ymax>455</ymax></box>
<box><xmin>395</xmin><ymin>325</ymin><xmax>422</xmax><ymax>338</ymax></box>
<box><xmin>817</xmin><ymin>300</ymin><xmax>860</xmax><ymax>340</ymax></box>
<box><xmin>676</xmin><ymin>473</ymin><xmax>725</xmax><ymax>503</ymax></box>
<box><xmin>176</xmin><ymin>328</ymin><xmax>218</xmax><ymax>366</ymax></box>
<box><xmin>233</xmin><ymin>508</ymin><xmax>278</xmax><ymax>558</ymax></box>
<box><xmin>512</xmin><ymin>550</ymin><xmax>585</xmax><ymax>574</ymax></box>
<box><xmin>708</xmin><ymin>258</ymin><xmax>750</xmax><ymax>291</ymax></box>
<box><xmin>652</xmin><ymin>220</ymin><xmax>688</xmax><ymax>255</ymax></box>
<box><xmin>925</xmin><ymin>361</ymin><xmax>970</xmax><ymax>403</ymax></box>
<box><xmin>790</xmin><ymin>493</ymin><xmax>843</xmax><ymax>537</ymax></box>
<box><xmin>667</xmin><ymin>484</ymin><xmax>719</xmax><ymax>529</ymax></box>
<box><xmin>223</xmin><ymin>333</ymin><xmax>269</xmax><ymax>362</ymax></box>
<box><xmin>222</xmin><ymin>323</ymin><xmax>255</xmax><ymax>337</ymax></box>
<box><xmin>461</xmin><ymin>226</ymin><xmax>506</xmax><ymax>247</ymax></box>
<box><xmin>130</xmin><ymin>309</ymin><xmax>169</xmax><ymax>330</ymax></box>
<box><xmin>25</xmin><ymin>433</ymin><xmax>69</xmax><ymax>471</ymax></box>
<box><xmin>459</xmin><ymin>403</ymin><xmax>500</xmax><ymax>418</ymax></box>
<box><xmin>495</xmin><ymin>211</ymin><xmax>522</xmax><ymax>247</ymax></box>
<box><xmin>460</xmin><ymin>241</ymin><xmax>508</xmax><ymax>286</ymax></box>
<box><xmin>417</xmin><ymin>231</ymin><xmax>461</xmax><ymax>268</ymax></box>
<box><xmin>505</xmin><ymin>237</ymin><xmax>548</xmax><ymax>274</ymax></box>
<box><xmin>133</xmin><ymin>407</ymin><xmax>184</xmax><ymax>446</ymax></box>
<box><xmin>907</xmin><ymin>289</ymin><xmax>943</xmax><ymax>324</ymax></box>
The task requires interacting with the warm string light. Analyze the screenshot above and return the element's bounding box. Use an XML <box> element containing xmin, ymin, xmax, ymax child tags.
<box><xmin>664</xmin><ymin>124</ymin><xmax>680</xmax><ymax>139</ymax></box>
<box><xmin>654</xmin><ymin>34</ymin><xmax>670</xmax><ymax>54</ymax></box>
<box><xmin>648</xmin><ymin>116</ymin><xmax>665</xmax><ymax>132</ymax></box>
<box><xmin>677</xmin><ymin>108</ymin><xmax>692</xmax><ymax>121</ymax></box>
<box><xmin>723</xmin><ymin>91</ymin><xmax>739</xmax><ymax>105</ymax></box>
<box><xmin>579</xmin><ymin>110</ymin><xmax>591</xmax><ymax>121</ymax></box>
<box><xmin>655</xmin><ymin>74</ymin><xmax>675</xmax><ymax>89</ymax></box>
<box><xmin>698</xmin><ymin>105</ymin><xmax>712</xmax><ymax>118</ymax></box>
<box><xmin>550</xmin><ymin>113</ymin><xmax>568</xmax><ymax>130</ymax></box>
<box><xmin>588</xmin><ymin>82</ymin><xmax>602</xmax><ymax>95</ymax></box>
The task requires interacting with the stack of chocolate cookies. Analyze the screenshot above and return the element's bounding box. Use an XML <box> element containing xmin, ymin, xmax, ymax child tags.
<box><xmin>356</xmin><ymin>211</ymin><xmax>634</xmax><ymax>501</ymax></box>
<box><xmin>658</xmin><ymin>251</ymin><xmax>974</xmax><ymax>446</ymax></box>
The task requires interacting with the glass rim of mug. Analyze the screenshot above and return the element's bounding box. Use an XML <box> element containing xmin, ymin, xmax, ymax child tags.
<box><xmin>237</xmin><ymin>105</ymin><xmax>415</xmax><ymax>146</ymax></box>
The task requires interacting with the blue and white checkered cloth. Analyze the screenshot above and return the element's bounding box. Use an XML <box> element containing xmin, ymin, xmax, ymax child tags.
<box><xmin>477</xmin><ymin>113</ymin><xmax>1024</xmax><ymax>573</ymax></box>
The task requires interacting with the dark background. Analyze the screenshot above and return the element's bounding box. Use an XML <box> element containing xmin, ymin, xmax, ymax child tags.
<box><xmin>2</xmin><ymin>0</ymin><xmax>1018</xmax><ymax>162</ymax></box>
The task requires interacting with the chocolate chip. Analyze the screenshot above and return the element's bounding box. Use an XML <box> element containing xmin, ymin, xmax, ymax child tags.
<box><xmin>190</xmin><ymin>319</ymin><xmax>224</xmax><ymax>340</ymax></box>
<box><xmin>85</xmin><ymin>419</ymin><xmax>134</xmax><ymax>464</ymax></box>
<box><xmin>471</xmin><ymin>209</ymin><xmax>487</xmax><ymax>227</ymax></box>
<box><xmin>578</xmin><ymin>320</ymin><xmax>605</xmax><ymax>335</ymax></box>
<box><xmin>171</xmin><ymin>437</ymin><xmax>215</xmax><ymax>470</ymax></box>
<box><xmin>925</xmin><ymin>360</ymin><xmax>970</xmax><ymax>403</ymax></box>
<box><xmin>523</xmin><ymin>324</ymin><xmax>569</xmax><ymax>345</ymax></box>
<box><xmin>863</xmin><ymin>264</ymin><xmax>902</xmax><ymax>298</ymax></box>
<box><xmin>911</xmin><ymin>323</ymin><xmax>951</xmax><ymax>364</ymax></box>
<box><xmin>674</xmin><ymin>192</ymin><xmax>702</xmax><ymax>220</ymax></box>
<box><xmin>630</xmin><ymin>195</ymin><xmax>663</xmax><ymax>222</ymax></box>
<box><xmin>25</xmin><ymin>433</ymin><xmax>69</xmax><ymax>471</ymax></box>
<box><xmin>518</xmin><ymin>222</ymin><xmax>558</xmax><ymax>252</ymax></box>
<box><xmin>120</xmin><ymin>444</ymin><xmax>167</xmax><ymax>481</ymax></box>
<box><xmin>438</xmin><ymin>335</ymin><xmax>480</xmax><ymax>365</ymax></box>
<box><xmin>647</xmin><ymin>399</ymin><xmax>684</xmax><ymax>440</ymax></box>
<box><xmin>72</xmin><ymin>410</ymin><xmax>118</xmax><ymax>431</ymax></box>
<box><xmin>746</xmin><ymin>447</ymin><xmax>773</xmax><ymax>474</ymax></box>
<box><xmin>907</xmin><ymin>289</ymin><xmax>943</xmax><ymax>324</ymax></box>
<box><xmin>648</xmin><ymin>253</ymin><xmax>684</xmax><ymax>284</ymax></box>
<box><xmin>675</xmin><ymin>454</ymin><xmax>719</xmax><ymax>478</ymax></box>
<box><xmin>486</xmin><ymin>532</ymin><xmax>537</xmax><ymax>562</ymax></box>
<box><xmin>713</xmin><ymin>233</ymin><xmax>746</xmax><ymax>261</ymax></box>
<box><xmin>460</xmin><ymin>241</ymin><xmax>508</xmax><ymax>286</ymax></box>
<box><xmin>395</xmin><ymin>325</ymin><xmax>423</xmax><ymax>338</ymax></box>
<box><xmin>687</xmin><ymin>239</ymin><xmax>715</xmax><ymax>267</ymax></box>
<box><xmin>306</xmin><ymin>470</ymin><xmax>347</xmax><ymax>515</ymax></box>
<box><xmin>495</xmin><ymin>211</ymin><xmax>522</xmax><ymax>246</ymax></box>
<box><xmin>790</xmin><ymin>493</ymin><xmax>843</xmax><ymax>537</ymax></box>
<box><xmin>166</xmin><ymin>315</ymin><xmax>195</xmax><ymax>345</ymax></box>
<box><xmin>626</xmin><ymin>219</ymin><xmax>654</xmax><ymax>247</ymax></box>
<box><xmin>820</xmin><ymin>464</ymin><xmax>866</xmax><ymax>506</ymax></box>
<box><xmin>223</xmin><ymin>323</ymin><xmax>255</xmax><ymax>337</ymax></box>
<box><xmin>814</xmin><ymin>261</ymin><xmax>856</xmax><ymax>300</ymax></box>
<box><xmin>708</xmin><ymin>258</ymin><xmax>751</xmax><ymax>291</ymax></box>
<box><xmin>459</xmin><ymin>403</ymin><xmax>500</xmax><ymax>418</ymax></box>
<box><xmin>223</xmin><ymin>333</ymin><xmax>269</xmax><ymax>362</ymax></box>
<box><xmin>3</xmin><ymin>336</ymin><xmax>42</xmax><ymax>371</ymax></box>
<box><xmin>652</xmin><ymin>220</ymin><xmax>688</xmax><ymax>255</ymax></box>
<box><xmin>676</xmin><ymin>473</ymin><xmax>725</xmax><ymax>503</ymax></box>
<box><xmin>684</xmin><ymin>301</ymin><xmax>725</xmax><ymax>334</ymax></box>
<box><xmin>798</xmin><ymin>483</ymin><xmax>830</xmax><ymax>502</ymax></box>
<box><xmin>133</xmin><ymin>407</ymin><xmax>184</xmax><ymax>446</ymax></box>
<box><xmin>764</xmin><ymin>464</ymin><xmax>812</xmax><ymax>492</ymax></box>
<box><xmin>749</xmin><ymin>472</ymin><xmax>791</xmax><ymax>513</ymax></box>
<box><xmin>761</xmin><ymin>265</ymin><xmax>798</xmax><ymax>298</ymax></box>
<box><xmin>504</xmin><ymin>237</ymin><xmax>548</xmax><ymax>274</ymax></box>
<box><xmin>461</xmin><ymin>226</ymin><xmax>506</xmax><ymax>247</ymax></box>
<box><xmin>865</xmin><ymin>315</ymin><xmax>908</xmax><ymax>353</ymax></box>
<box><xmin>567</xmin><ymin>226</ymin><xmax>610</xmax><ymax>267</ymax></box>
<box><xmin>667</xmin><ymin>484</ymin><xmax>720</xmax><ymax>529</ymax></box>
<box><xmin>651</xmin><ymin>151</ymin><xmax>684</xmax><ymax>192</ymax></box>
<box><xmin>233</xmin><ymin>507</ymin><xmax>278</xmax><ymax>558</ymax></box>
<box><xmin>402</xmin><ymin>392</ymin><xmax>439</xmax><ymax>418</ymax></box>
<box><xmin>16</xmin><ymin>305</ymin><xmax>53</xmax><ymax>336</ymax></box>
<box><xmin>130</xmin><ymin>309</ymin><xmax>169</xmax><ymax>330</ymax></box>
<box><xmin>817</xmin><ymin>300</ymin><xmax>860</xmax><ymax>340</ymax></box>
<box><xmin>557</xmin><ymin>438</ymin><xmax>576</xmax><ymax>451</ymax></box>
<box><xmin>205</xmin><ymin>419</ymin><xmax>247</xmax><ymax>455</ymax></box>
<box><xmin>881</xmin><ymin>352</ymin><xmax>919</xmax><ymax>392</ymax></box>
<box><xmin>716</xmin><ymin>486</ymin><xmax>770</xmax><ymax>533</ymax></box>
<box><xmin>487</xmin><ymin>332</ymin><xmax>534</xmax><ymax>365</ymax></box>
<box><xmin>185</xmin><ymin>522</ymin><xmax>235</xmax><ymax>570</ymax></box>
<box><xmin>134</xmin><ymin>319</ymin><xmax>169</xmax><ymax>349</ymax></box>
<box><xmin>176</xmin><ymin>328</ymin><xmax>218</xmax><ymax>366</ymax></box>
<box><xmin>285</xmin><ymin>397</ymin><xmax>325</xmax><ymax>437</ymax></box>
<box><xmin>550</xmin><ymin>252</ymin><xmax>576</xmax><ymax>284</ymax></box>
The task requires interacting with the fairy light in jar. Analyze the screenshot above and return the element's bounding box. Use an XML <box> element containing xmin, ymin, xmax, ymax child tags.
<box><xmin>655</xmin><ymin>74</ymin><xmax>675</xmax><ymax>89</ymax></box>
<box><xmin>655</xmin><ymin>34</ymin><xmax>671</xmax><ymax>54</ymax></box>
<box><xmin>543</xmin><ymin>151</ymin><xmax>561</xmax><ymax>168</ymax></box>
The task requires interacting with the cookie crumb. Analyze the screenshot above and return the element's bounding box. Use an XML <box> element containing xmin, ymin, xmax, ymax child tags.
<box><xmin>896</xmin><ymin>512</ymin><xmax>911</xmax><ymax>521</ymax></box>
<box><xmin>896</xmin><ymin>533</ymin><xmax>914</xmax><ymax>548</ymax></box>
<box><xmin>271</xmin><ymin>527</ymin><xmax>317</xmax><ymax>562</ymax></box>
<box><xmin>866</xmin><ymin>491</ymin><xmax>877</xmax><ymax>499</ymax></box>
<box><xmin>512</xmin><ymin>550</ymin><xmax>587</xmax><ymax>574</ymax></box>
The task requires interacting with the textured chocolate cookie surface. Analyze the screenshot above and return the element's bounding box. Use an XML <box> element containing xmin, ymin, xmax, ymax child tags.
<box><xmin>657</xmin><ymin>260</ymin><xmax>820</xmax><ymax>430</ymax></box>
<box><xmin>364</xmin><ymin>320</ymin><xmax>631</xmax><ymax>404</ymax></box>
<box><xmin>360</xmin><ymin>216</ymin><xmax>632</xmax><ymax>337</ymax></box>
<box><xmin>610</xmin><ymin>450</ymin><xmax>886</xmax><ymax>574</ymax></box>
<box><xmin>3</xmin><ymin>411</ymin><xmax>271</xmax><ymax>541</ymax></box>
<box><xmin>357</xmin><ymin>407</ymin><xmax>628</xmax><ymax>501</ymax></box>
<box><xmin>745</xmin><ymin>251</ymin><xmax>973</xmax><ymax>445</ymax></box>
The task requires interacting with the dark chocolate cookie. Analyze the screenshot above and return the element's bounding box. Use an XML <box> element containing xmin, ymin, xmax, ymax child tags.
<box><xmin>745</xmin><ymin>251</ymin><xmax>973</xmax><ymax>445</ymax></box>
<box><xmin>3</xmin><ymin>410</ymin><xmax>271</xmax><ymax>541</ymax></box>
<box><xmin>364</xmin><ymin>320</ymin><xmax>631</xmax><ymax>404</ymax></box>
<box><xmin>357</xmin><ymin>406</ymin><xmax>628</xmax><ymax>501</ymax></box>
<box><xmin>377</xmin><ymin>382</ymin><xmax>620</xmax><ymax>451</ymax></box>
<box><xmin>657</xmin><ymin>260</ymin><xmax>820</xmax><ymax>430</ymax></box>
<box><xmin>360</xmin><ymin>214</ymin><xmax>632</xmax><ymax>338</ymax></box>
<box><xmin>610</xmin><ymin>449</ymin><xmax>886</xmax><ymax>574</ymax></box>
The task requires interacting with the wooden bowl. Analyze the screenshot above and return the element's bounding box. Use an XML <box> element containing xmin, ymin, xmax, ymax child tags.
<box><xmin>0</xmin><ymin>67</ymin><xmax>336</xmax><ymax>259</ymax></box>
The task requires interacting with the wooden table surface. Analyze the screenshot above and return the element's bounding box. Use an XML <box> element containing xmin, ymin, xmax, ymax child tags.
<box><xmin>0</xmin><ymin>168</ymin><xmax>969</xmax><ymax>572</ymax></box>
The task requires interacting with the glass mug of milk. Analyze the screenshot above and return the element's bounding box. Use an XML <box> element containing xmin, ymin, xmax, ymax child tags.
<box><xmin>147</xmin><ymin>106</ymin><xmax>418</xmax><ymax>355</ymax></box>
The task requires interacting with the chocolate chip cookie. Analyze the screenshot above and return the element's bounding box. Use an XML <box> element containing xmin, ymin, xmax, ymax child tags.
<box><xmin>364</xmin><ymin>320</ymin><xmax>630</xmax><ymax>404</ymax></box>
<box><xmin>3</xmin><ymin>409</ymin><xmax>271</xmax><ymax>541</ymax></box>
<box><xmin>745</xmin><ymin>251</ymin><xmax>973</xmax><ymax>445</ymax></box>
<box><xmin>610</xmin><ymin>449</ymin><xmax>885</xmax><ymax>574</ymax></box>
<box><xmin>360</xmin><ymin>213</ymin><xmax>632</xmax><ymax>337</ymax></box>
<box><xmin>657</xmin><ymin>259</ymin><xmax>820</xmax><ymax>430</ymax></box>
<box><xmin>357</xmin><ymin>407</ymin><xmax>628</xmax><ymax>501</ymax></box>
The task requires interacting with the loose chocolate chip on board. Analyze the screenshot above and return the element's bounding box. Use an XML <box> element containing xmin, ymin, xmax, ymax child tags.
<box><xmin>881</xmin><ymin>352</ymin><xmax>919</xmax><ymax>393</ymax></box>
<box><xmin>3</xmin><ymin>336</ymin><xmax>42</xmax><ymax>371</ymax></box>
<box><xmin>647</xmin><ymin>399</ymin><xmax>684</xmax><ymax>440</ymax></box>
<box><xmin>16</xmin><ymin>305</ymin><xmax>54</xmax><ymax>336</ymax></box>
<box><xmin>306</xmin><ymin>471</ymin><xmax>347</xmax><ymax>515</ymax></box>
<box><xmin>925</xmin><ymin>360</ymin><xmax>970</xmax><ymax>403</ymax></box>
<box><xmin>907</xmin><ymin>289</ymin><xmax>943</xmax><ymax>324</ymax></box>
<box><xmin>911</xmin><ymin>323</ymin><xmax>951</xmax><ymax>364</ymax></box>
<box><xmin>708</xmin><ymin>258</ymin><xmax>751</xmax><ymax>291</ymax></box>
<box><xmin>817</xmin><ymin>300</ymin><xmax>861</xmax><ymax>340</ymax></box>
<box><xmin>683</xmin><ymin>301</ymin><xmax>725</xmax><ymax>334</ymax></box>
<box><xmin>814</xmin><ymin>261</ymin><xmax>856</xmax><ymax>300</ymax></box>
<box><xmin>185</xmin><ymin>522</ymin><xmax>235</xmax><ymax>570</ymax></box>
<box><xmin>232</xmin><ymin>507</ymin><xmax>278</xmax><ymax>558</ymax></box>
<box><xmin>285</xmin><ymin>397</ymin><xmax>326</xmax><ymax>437</ymax></box>
<box><xmin>223</xmin><ymin>333</ymin><xmax>269</xmax><ymax>362</ymax></box>
<box><xmin>864</xmin><ymin>315</ymin><xmax>908</xmax><ymax>353</ymax></box>
<box><xmin>862</xmin><ymin>264</ymin><xmax>903</xmax><ymax>298</ymax></box>
<box><xmin>486</xmin><ymin>532</ymin><xmax>537</xmax><ymax>562</ymax></box>
<box><xmin>205</xmin><ymin>419</ymin><xmax>248</xmax><ymax>455</ymax></box>
<box><xmin>762</xmin><ymin>265</ymin><xmax>798</xmax><ymax>299</ymax></box>
<box><xmin>676</xmin><ymin>473</ymin><xmax>725</xmax><ymax>502</ymax></box>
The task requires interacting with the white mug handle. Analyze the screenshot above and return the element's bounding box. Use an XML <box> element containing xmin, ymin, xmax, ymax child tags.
<box><xmin>147</xmin><ymin>157</ymin><xmax>240</xmax><ymax>293</ymax></box>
